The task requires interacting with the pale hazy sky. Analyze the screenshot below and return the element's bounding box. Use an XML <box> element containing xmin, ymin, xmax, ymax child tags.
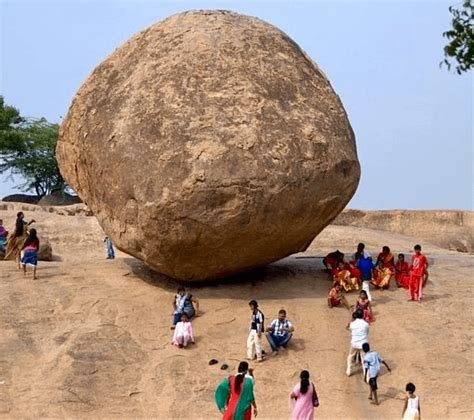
<box><xmin>1</xmin><ymin>0</ymin><xmax>472</xmax><ymax>209</ymax></box>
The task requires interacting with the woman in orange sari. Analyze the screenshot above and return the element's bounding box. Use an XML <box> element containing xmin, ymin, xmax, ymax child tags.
<box><xmin>372</xmin><ymin>246</ymin><xmax>395</xmax><ymax>289</ymax></box>
<box><xmin>372</xmin><ymin>261</ymin><xmax>393</xmax><ymax>289</ymax></box>
<box><xmin>394</xmin><ymin>253</ymin><xmax>410</xmax><ymax>288</ymax></box>
<box><xmin>333</xmin><ymin>262</ymin><xmax>359</xmax><ymax>292</ymax></box>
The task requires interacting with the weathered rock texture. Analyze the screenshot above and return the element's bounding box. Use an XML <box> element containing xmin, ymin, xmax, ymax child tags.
<box><xmin>333</xmin><ymin>209</ymin><xmax>474</xmax><ymax>253</ymax></box>
<box><xmin>57</xmin><ymin>10</ymin><xmax>360</xmax><ymax>280</ymax></box>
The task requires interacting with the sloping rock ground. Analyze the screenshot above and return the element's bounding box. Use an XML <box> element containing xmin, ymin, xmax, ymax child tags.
<box><xmin>0</xmin><ymin>204</ymin><xmax>472</xmax><ymax>418</ymax></box>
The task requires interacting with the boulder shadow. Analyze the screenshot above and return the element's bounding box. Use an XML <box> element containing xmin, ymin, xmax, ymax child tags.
<box><xmin>123</xmin><ymin>256</ymin><xmax>331</xmax><ymax>300</ymax></box>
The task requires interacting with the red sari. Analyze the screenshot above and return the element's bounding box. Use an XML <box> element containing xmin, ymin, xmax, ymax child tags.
<box><xmin>327</xmin><ymin>287</ymin><xmax>342</xmax><ymax>307</ymax></box>
<box><xmin>394</xmin><ymin>261</ymin><xmax>410</xmax><ymax>288</ymax></box>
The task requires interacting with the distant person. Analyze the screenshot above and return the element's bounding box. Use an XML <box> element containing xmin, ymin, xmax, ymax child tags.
<box><xmin>215</xmin><ymin>361</ymin><xmax>258</xmax><ymax>419</ymax></box>
<box><xmin>352</xmin><ymin>242</ymin><xmax>370</xmax><ymax>262</ymax></box>
<box><xmin>265</xmin><ymin>309</ymin><xmax>294</xmax><ymax>355</ymax></box>
<box><xmin>394</xmin><ymin>253</ymin><xmax>410</xmax><ymax>288</ymax></box>
<box><xmin>5</xmin><ymin>212</ymin><xmax>35</xmax><ymax>268</ymax></box>
<box><xmin>103</xmin><ymin>236</ymin><xmax>115</xmax><ymax>259</ymax></box>
<box><xmin>346</xmin><ymin>309</ymin><xmax>369</xmax><ymax>376</ymax></box>
<box><xmin>402</xmin><ymin>382</ymin><xmax>421</xmax><ymax>419</ymax></box>
<box><xmin>20</xmin><ymin>228</ymin><xmax>39</xmax><ymax>280</ymax></box>
<box><xmin>409</xmin><ymin>245</ymin><xmax>428</xmax><ymax>302</ymax></box>
<box><xmin>355</xmin><ymin>290</ymin><xmax>374</xmax><ymax>323</ymax></box>
<box><xmin>356</xmin><ymin>256</ymin><xmax>374</xmax><ymax>302</ymax></box>
<box><xmin>247</xmin><ymin>300</ymin><xmax>265</xmax><ymax>362</ymax></box>
<box><xmin>362</xmin><ymin>342</ymin><xmax>391</xmax><ymax>405</ymax></box>
<box><xmin>376</xmin><ymin>246</ymin><xmax>395</xmax><ymax>269</ymax></box>
<box><xmin>171</xmin><ymin>287</ymin><xmax>199</xmax><ymax>328</ymax></box>
<box><xmin>289</xmin><ymin>370</ymin><xmax>319</xmax><ymax>420</ymax></box>
<box><xmin>171</xmin><ymin>313</ymin><xmax>195</xmax><ymax>348</ymax></box>
<box><xmin>372</xmin><ymin>260</ymin><xmax>393</xmax><ymax>290</ymax></box>
<box><xmin>322</xmin><ymin>250</ymin><xmax>344</xmax><ymax>271</ymax></box>
<box><xmin>327</xmin><ymin>283</ymin><xmax>351</xmax><ymax>309</ymax></box>
<box><xmin>333</xmin><ymin>261</ymin><xmax>359</xmax><ymax>292</ymax></box>
<box><xmin>0</xmin><ymin>219</ymin><xmax>8</xmax><ymax>254</ymax></box>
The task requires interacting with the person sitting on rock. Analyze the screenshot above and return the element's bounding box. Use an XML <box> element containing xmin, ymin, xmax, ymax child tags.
<box><xmin>322</xmin><ymin>250</ymin><xmax>344</xmax><ymax>273</ymax></box>
<box><xmin>0</xmin><ymin>219</ymin><xmax>8</xmax><ymax>254</ymax></box>
<box><xmin>333</xmin><ymin>262</ymin><xmax>359</xmax><ymax>292</ymax></box>
<box><xmin>171</xmin><ymin>287</ymin><xmax>199</xmax><ymax>329</ymax></box>
<box><xmin>394</xmin><ymin>253</ymin><xmax>410</xmax><ymax>288</ymax></box>
<box><xmin>327</xmin><ymin>284</ymin><xmax>351</xmax><ymax>309</ymax></box>
<box><xmin>171</xmin><ymin>313</ymin><xmax>195</xmax><ymax>348</ymax></box>
<box><xmin>265</xmin><ymin>309</ymin><xmax>294</xmax><ymax>355</ymax></box>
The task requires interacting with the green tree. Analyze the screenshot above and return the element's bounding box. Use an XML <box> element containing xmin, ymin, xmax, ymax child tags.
<box><xmin>441</xmin><ymin>0</ymin><xmax>473</xmax><ymax>74</ymax></box>
<box><xmin>0</xmin><ymin>96</ymin><xmax>66</xmax><ymax>197</ymax></box>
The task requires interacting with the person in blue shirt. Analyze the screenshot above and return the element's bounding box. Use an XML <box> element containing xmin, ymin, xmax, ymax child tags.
<box><xmin>356</xmin><ymin>256</ymin><xmax>374</xmax><ymax>302</ymax></box>
<box><xmin>362</xmin><ymin>342</ymin><xmax>391</xmax><ymax>405</ymax></box>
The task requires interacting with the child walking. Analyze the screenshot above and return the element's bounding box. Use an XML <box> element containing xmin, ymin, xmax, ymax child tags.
<box><xmin>362</xmin><ymin>342</ymin><xmax>391</xmax><ymax>405</ymax></box>
<box><xmin>171</xmin><ymin>313</ymin><xmax>195</xmax><ymax>348</ymax></box>
<box><xmin>402</xmin><ymin>382</ymin><xmax>421</xmax><ymax>419</ymax></box>
<box><xmin>20</xmin><ymin>228</ymin><xmax>39</xmax><ymax>280</ymax></box>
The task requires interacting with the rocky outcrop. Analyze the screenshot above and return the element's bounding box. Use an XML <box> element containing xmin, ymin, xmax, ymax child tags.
<box><xmin>2</xmin><ymin>194</ymin><xmax>40</xmax><ymax>204</ymax></box>
<box><xmin>38</xmin><ymin>192</ymin><xmax>82</xmax><ymax>207</ymax></box>
<box><xmin>57</xmin><ymin>10</ymin><xmax>360</xmax><ymax>280</ymax></box>
<box><xmin>333</xmin><ymin>209</ymin><xmax>474</xmax><ymax>253</ymax></box>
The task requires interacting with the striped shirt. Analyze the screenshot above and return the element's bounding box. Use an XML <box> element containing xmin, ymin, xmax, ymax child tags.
<box><xmin>269</xmin><ymin>319</ymin><xmax>293</xmax><ymax>336</ymax></box>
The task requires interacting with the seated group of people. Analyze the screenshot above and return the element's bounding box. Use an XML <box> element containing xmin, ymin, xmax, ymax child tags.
<box><xmin>325</xmin><ymin>242</ymin><xmax>429</xmax><ymax>310</ymax></box>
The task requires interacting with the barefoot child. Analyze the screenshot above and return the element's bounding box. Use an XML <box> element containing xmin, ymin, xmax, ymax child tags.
<box><xmin>402</xmin><ymin>382</ymin><xmax>421</xmax><ymax>419</ymax></box>
<box><xmin>20</xmin><ymin>228</ymin><xmax>39</xmax><ymax>280</ymax></box>
<box><xmin>409</xmin><ymin>245</ymin><xmax>428</xmax><ymax>302</ymax></box>
<box><xmin>327</xmin><ymin>284</ymin><xmax>351</xmax><ymax>309</ymax></box>
<box><xmin>171</xmin><ymin>313</ymin><xmax>195</xmax><ymax>348</ymax></box>
<box><xmin>362</xmin><ymin>342</ymin><xmax>391</xmax><ymax>405</ymax></box>
<box><xmin>355</xmin><ymin>290</ymin><xmax>374</xmax><ymax>323</ymax></box>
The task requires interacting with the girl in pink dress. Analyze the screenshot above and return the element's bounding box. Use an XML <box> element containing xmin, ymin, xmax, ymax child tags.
<box><xmin>171</xmin><ymin>314</ymin><xmax>195</xmax><ymax>348</ymax></box>
<box><xmin>289</xmin><ymin>370</ymin><xmax>319</xmax><ymax>420</ymax></box>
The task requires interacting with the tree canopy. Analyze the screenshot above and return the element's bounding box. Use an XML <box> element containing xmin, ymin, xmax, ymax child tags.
<box><xmin>442</xmin><ymin>0</ymin><xmax>473</xmax><ymax>74</ymax></box>
<box><xmin>0</xmin><ymin>96</ymin><xmax>66</xmax><ymax>197</ymax></box>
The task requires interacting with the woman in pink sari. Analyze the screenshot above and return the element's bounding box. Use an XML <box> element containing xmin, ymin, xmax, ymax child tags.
<box><xmin>289</xmin><ymin>370</ymin><xmax>319</xmax><ymax>420</ymax></box>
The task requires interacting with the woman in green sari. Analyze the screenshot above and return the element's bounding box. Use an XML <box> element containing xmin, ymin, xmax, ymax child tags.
<box><xmin>215</xmin><ymin>361</ymin><xmax>258</xmax><ymax>419</ymax></box>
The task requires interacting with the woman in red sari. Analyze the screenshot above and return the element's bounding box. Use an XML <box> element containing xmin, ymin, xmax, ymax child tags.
<box><xmin>215</xmin><ymin>361</ymin><xmax>257</xmax><ymax>420</ymax></box>
<box><xmin>394</xmin><ymin>253</ymin><xmax>410</xmax><ymax>288</ymax></box>
<box><xmin>373</xmin><ymin>246</ymin><xmax>395</xmax><ymax>289</ymax></box>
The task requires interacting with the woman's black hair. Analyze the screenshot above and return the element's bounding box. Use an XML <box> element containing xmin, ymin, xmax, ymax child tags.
<box><xmin>15</xmin><ymin>213</ymin><xmax>25</xmax><ymax>237</ymax></box>
<box><xmin>383</xmin><ymin>245</ymin><xmax>390</xmax><ymax>253</ymax></box>
<box><xmin>300</xmin><ymin>370</ymin><xmax>310</xmax><ymax>394</ymax></box>
<box><xmin>234</xmin><ymin>361</ymin><xmax>249</xmax><ymax>392</ymax></box>
<box><xmin>23</xmin><ymin>228</ymin><xmax>39</xmax><ymax>249</ymax></box>
<box><xmin>398</xmin><ymin>253</ymin><xmax>405</xmax><ymax>259</ymax></box>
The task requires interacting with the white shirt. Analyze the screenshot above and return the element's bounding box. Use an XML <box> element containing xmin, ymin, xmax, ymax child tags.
<box><xmin>349</xmin><ymin>319</ymin><xmax>369</xmax><ymax>349</ymax></box>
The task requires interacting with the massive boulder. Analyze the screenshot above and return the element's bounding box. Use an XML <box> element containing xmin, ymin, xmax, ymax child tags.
<box><xmin>57</xmin><ymin>10</ymin><xmax>360</xmax><ymax>281</ymax></box>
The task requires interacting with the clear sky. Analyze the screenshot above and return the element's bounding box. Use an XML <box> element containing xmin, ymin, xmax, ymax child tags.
<box><xmin>1</xmin><ymin>0</ymin><xmax>472</xmax><ymax>209</ymax></box>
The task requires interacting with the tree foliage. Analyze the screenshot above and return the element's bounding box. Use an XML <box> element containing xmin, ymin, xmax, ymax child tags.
<box><xmin>0</xmin><ymin>96</ymin><xmax>65</xmax><ymax>197</ymax></box>
<box><xmin>442</xmin><ymin>0</ymin><xmax>474</xmax><ymax>74</ymax></box>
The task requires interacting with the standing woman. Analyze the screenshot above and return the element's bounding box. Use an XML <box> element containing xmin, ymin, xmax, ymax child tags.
<box><xmin>20</xmin><ymin>229</ymin><xmax>39</xmax><ymax>280</ymax></box>
<box><xmin>5</xmin><ymin>212</ymin><xmax>35</xmax><ymax>268</ymax></box>
<box><xmin>289</xmin><ymin>370</ymin><xmax>319</xmax><ymax>420</ymax></box>
<box><xmin>215</xmin><ymin>361</ymin><xmax>257</xmax><ymax>419</ymax></box>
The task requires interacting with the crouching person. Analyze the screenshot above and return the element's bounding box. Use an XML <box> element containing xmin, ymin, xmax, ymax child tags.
<box><xmin>171</xmin><ymin>314</ymin><xmax>195</xmax><ymax>348</ymax></box>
